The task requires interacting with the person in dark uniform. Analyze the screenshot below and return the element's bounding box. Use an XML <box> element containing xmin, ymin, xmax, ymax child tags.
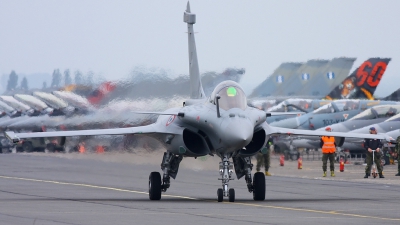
<box><xmin>363</xmin><ymin>127</ymin><xmax>384</xmax><ymax>178</ymax></box>
<box><xmin>395</xmin><ymin>136</ymin><xmax>400</xmax><ymax>176</ymax></box>
<box><xmin>256</xmin><ymin>138</ymin><xmax>273</xmax><ymax>176</ymax></box>
<box><xmin>320</xmin><ymin>127</ymin><xmax>336</xmax><ymax>177</ymax></box>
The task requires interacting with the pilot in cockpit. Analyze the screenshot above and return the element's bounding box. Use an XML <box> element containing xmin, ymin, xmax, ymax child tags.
<box><xmin>211</xmin><ymin>81</ymin><xmax>247</xmax><ymax>111</ymax></box>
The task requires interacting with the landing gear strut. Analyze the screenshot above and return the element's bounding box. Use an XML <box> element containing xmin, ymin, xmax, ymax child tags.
<box><xmin>218</xmin><ymin>153</ymin><xmax>235</xmax><ymax>202</ymax></box>
<box><xmin>232</xmin><ymin>154</ymin><xmax>266</xmax><ymax>201</ymax></box>
<box><xmin>148</xmin><ymin>152</ymin><xmax>182</xmax><ymax>200</ymax></box>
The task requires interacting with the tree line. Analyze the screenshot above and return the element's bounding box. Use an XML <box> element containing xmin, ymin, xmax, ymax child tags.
<box><xmin>6</xmin><ymin>69</ymin><xmax>95</xmax><ymax>91</ymax></box>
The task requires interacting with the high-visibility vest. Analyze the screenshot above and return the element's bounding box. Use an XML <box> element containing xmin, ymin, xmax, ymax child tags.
<box><xmin>322</xmin><ymin>136</ymin><xmax>336</xmax><ymax>153</ymax></box>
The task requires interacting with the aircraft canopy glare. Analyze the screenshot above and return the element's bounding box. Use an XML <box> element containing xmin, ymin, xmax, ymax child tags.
<box><xmin>313</xmin><ymin>100</ymin><xmax>361</xmax><ymax>114</ymax></box>
<box><xmin>333</xmin><ymin>100</ymin><xmax>360</xmax><ymax>111</ymax></box>
<box><xmin>350</xmin><ymin>105</ymin><xmax>400</xmax><ymax>120</ymax></box>
<box><xmin>210</xmin><ymin>81</ymin><xmax>247</xmax><ymax>110</ymax></box>
<box><xmin>267</xmin><ymin>99</ymin><xmax>313</xmax><ymax>112</ymax></box>
<box><xmin>384</xmin><ymin>112</ymin><xmax>400</xmax><ymax>122</ymax></box>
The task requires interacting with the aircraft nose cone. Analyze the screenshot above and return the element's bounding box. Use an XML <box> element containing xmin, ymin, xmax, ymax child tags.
<box><xmin>223</xmin><ymin>121</ymin><xmax>253</xmax><ymax>148</ymax></box>
<box><xmin>270</xmin><ymin>117</ymin><xmax>298</xmax><ymax>129</ymax></box>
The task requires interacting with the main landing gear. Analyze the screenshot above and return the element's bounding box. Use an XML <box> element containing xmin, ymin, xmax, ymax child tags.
<box><xmin>217</xmin><ymin>153</ymin><xmax>266</xmax><ymax>202</ymax></box>
<box><xmin>149</xmin><ymin>152</ymin><xmax>182</xmax><ymax>200</ymax></box>
<box><xmin>148</xmin><ymin>152</ymin><xmax>266</xmax><ymax>202</ymax></box>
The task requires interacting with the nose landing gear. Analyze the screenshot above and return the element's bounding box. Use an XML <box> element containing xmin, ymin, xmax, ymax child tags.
<box><xmin>218</xmin><ymin>154</ymin><xmax>235</xmax><ymax>202</ymax></box>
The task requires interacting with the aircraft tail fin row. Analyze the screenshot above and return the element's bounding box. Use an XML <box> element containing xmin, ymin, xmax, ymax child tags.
<box><xmin>325</xmin><ymin>58</ymin><xmax>391</xmax><ymax>100</ymax></box>
<box><xmin>184</xmin><ymin>2</ymin><xmax>206</xmax><ymax>99</ymax></box>
<box><xmin>381</xmin><ymin>88</ymin><xmax>400</xmax><ymax>101</ymax></box>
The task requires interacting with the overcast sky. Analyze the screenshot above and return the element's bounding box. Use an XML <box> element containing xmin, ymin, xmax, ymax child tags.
<box><xmin>1</xmin><ymin>0</ymin><xmax>399</xmax><ymax>97</ymax></box>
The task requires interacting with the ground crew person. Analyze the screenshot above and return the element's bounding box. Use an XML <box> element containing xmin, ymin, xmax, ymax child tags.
<box><xmin>320</xmin><ymin>127</ymin><xmax>336</xmax><ymax>177</ymax></box>
<box><xmin>256</xmin><ymin>138</ymin><xmax>273</xmax><ymax>176</ymax></box>
<box><xmin>395</xmin><ymin>136</ymin><xmax>400</xmax><ymax>176</ymax></box>
<box><xmin>363</xmin><ymin>127</ymin><xmax>384</xmax><ymax>178</ymax></box>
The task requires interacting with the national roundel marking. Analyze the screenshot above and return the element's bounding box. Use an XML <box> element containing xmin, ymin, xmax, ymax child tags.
<box><xmin>276</xmin><ymin>75</ymin><xmax>284</xmax><ymax>83</ymax></box>
<box><xmin>327</xmin><ymin>71</ymin><xmax>335</xmax><ymax>80</ymax></box>
<box><xmin>302</xmin><ymin>73</ymin><xmax>310</xmax><ymax>80</ymax></box>
<box><xmin>166</xmin><ymin>115</ymin><xmax>176</xmax><ymax>126</ymax></box>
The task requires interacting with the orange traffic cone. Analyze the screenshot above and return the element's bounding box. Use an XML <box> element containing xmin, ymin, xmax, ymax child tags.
<box><xmin>78</xmin><ymin>143</ymin><xmax>86</xmax><ymax>153</ymax></box>
<box><xmin>96</xmin><ymin>145</ymin><xmax>105</xmax><ymax>153</ymax></box>
<box><xmin>298</xmin><ymin>157</ymin><xmax>302</xmax><ymax>169</ymax></box>
<box><xmin>280</xmin><ymin>155</ymin><xmax>284</xmax><ymax>166</ymax></box>
<box><xmin>339</xmin><ymin>158</ymin><xmax>344</xmax><ymax>172</ymax></box>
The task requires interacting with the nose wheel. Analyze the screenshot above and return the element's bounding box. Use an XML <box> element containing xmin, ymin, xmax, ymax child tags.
<box><xmin>217</xmin><ymin>154</ymin><xmax>235</xmax><ymax>202</ymax></box>
<box><xmin>217</xmin><ymin>188</ymin><xmax>235</xmax><ymax>202</ymax></box>
<box><xmin>228</xmin><ymin>188</ymin><xmax>235</xmax><ymax>202</ymax></box>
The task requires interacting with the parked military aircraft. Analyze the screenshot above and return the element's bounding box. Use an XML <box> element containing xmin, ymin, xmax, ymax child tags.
<box><xmin>33</xmin><ymin>92</ymin><xmax>74</xmax><ymax>116</ymax></box>
<box><xmin>0</xmin><ymin>100</ymin><xmax>18</xmax><ymax>118</ymax></box>
<box><xmin>14</xmin><ymin>94</ymin><xmax>54</xmax><ymax>116</ymax></box>
<box><xmin>271</xmin><ymin>100</ymin><xmax>397</xmax><ymax>130</ymax></box>
<box><xmin>4</xmin><ymin>3</ymin><xmax>392</xmax><ymax>202</ymax></box>
<box><xmin>249</xmin><ymin>62</ymin><xmax>303</xmax><ymax>98</ymax></box>
<box><xmin>0</xmin><ymin>96</ymin><xmax>33</xmax><ymax>116</ymax></box>
<box><xmin>325</xmin><ymin>58</ymin><xmax>391</xmax><ymax>100</ymax></box>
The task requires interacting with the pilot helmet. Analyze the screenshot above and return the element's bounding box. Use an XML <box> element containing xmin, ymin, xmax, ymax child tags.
<box><xmin>325</xmin><ymin>127</ymin><xmax>332</xmax><ymax>132</ymax></box>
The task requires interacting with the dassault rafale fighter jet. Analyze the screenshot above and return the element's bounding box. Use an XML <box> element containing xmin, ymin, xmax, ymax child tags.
<box><xmin>5</xmin><ymin>2</ymin><xmax>393</xmax><ymax>202</ymax></box>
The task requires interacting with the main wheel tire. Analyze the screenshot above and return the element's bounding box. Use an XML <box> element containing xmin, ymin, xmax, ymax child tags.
<box><xmin>217</xmin><ymin>188</ymin><xmax>223</xmax><ymax>202</ymax></box>
<box><xmin>22</xmin><ymin>142</ymin><xmax>33</xmax><ymax>153</ymax></box>
<box><xmin>253</xmin><ymin>172</ymin><xmax>266</xmax><ymax>201</ymax></box>
<box><xmin>228</xmin><ymin>188</ymin><xmax>235</xmax><ymax>202</ymax></box>
<box><xmin>46</xmin><ymin>143</ymin><xmax>55</xmax><ymax>153</ymax></box>
<box><xmin>149</xmin><ymin>172</ymin><xmax>162</xmax><ymax>200</ymax></box>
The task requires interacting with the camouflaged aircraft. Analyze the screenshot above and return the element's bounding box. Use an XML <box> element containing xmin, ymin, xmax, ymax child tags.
<box><xmin>270</xmin><ymin>100</ymin><xmax>398</xmax><ymax>130</ymax></box>
<box><xmin>4</xmin><ymin>2</ymin><xmax>393</xmax><ymax>202</ymax></box>
<box><xmin>286</xmin><ymin>104</ymin><xmax>400</xmax><ymax>152</ymax></box>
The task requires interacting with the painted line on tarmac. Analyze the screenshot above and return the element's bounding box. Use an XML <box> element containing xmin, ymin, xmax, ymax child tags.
<box><xmin>1</xmin><ymin>175</ymin><xmax>399</xmax><ymax>221</ymax></box>
<box><xmin>0</xmin><ymin>175</ymin><xmax>196</xmax><ymax>200</ymax></box>
<box><xmin>224</xmin><ymin>202</ymin><xmax>400</xmax><ymax>221</ymax></box>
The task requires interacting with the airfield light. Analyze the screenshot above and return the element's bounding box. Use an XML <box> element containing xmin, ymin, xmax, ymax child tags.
<box><xmin>227</xmin><ymin>87</ymin><xmax>237</xmax><ymax>97</ymax></box>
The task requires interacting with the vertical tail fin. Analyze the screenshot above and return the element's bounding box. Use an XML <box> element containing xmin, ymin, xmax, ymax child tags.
<box><xmin>184</xmin><ymin>2</ymin><xmax>206</xmax><ymax>99</ymax></box>
<box><xmin>325</xmin><ymin>58</ymin><xmax>390</xmax><ymax>100</ymax></box>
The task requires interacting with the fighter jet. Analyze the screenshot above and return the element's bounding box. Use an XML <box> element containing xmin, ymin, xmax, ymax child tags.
<box><xmin>271</xmin><ymin>100</ymin><xmax>397</xmax><ymax>130</ymax></box>
<box><xmin>249</xmin><ymin>62</ymin><xmax>303</xmax><ymax>98</ymax></box>
<box><xmin>53</xmin><ymin>91</ymin><xmax>95</xmax><ymax>114</ymax></box>
<box><xmin>266</xmin><ymin>99</ymin><xmax>331</xmax><ymax>123</ymax></box>
<box><xmin>0</xmin><ymin>96</ymin><xmax>33</xmax><ymax>116</ymax></box>
<box><xmin>14</xmin><ymin>94</ymin><xmax>54</xmax><ymax>116</ymax></box>
<box><xmin>326</xmin><ymin>58</ymin><xmax>391</xmax><ymax>100</ymax></box>
<box><xmin>0</xmin><ymin>100</ymin><xmax>18</xmax><ymax>118</ymax></box>
<box><xmin>33</xmin><ymin>92</ymin><xmax>74</xmax><ymax>116</ymax></box>
<box><xmin>5</xmin><ymin>3</ymin><xmax>392</xmax><ymax>202</ymax></box>
<box><xmin>296</xmin><ymin>58</ymin><xmax>356</xmax><ymax>97</ymax></box>
<box><xmin>288</xmin><ymin>104</ymin><xmax>400</xmax><ymax>152</ymax></box>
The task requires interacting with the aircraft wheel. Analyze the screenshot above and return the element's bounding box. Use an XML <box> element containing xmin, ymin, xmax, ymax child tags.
<box><xmin>253</xmin><ymin>172</ymin><xmax>265</xmax><ymax>201</ymax></box>
<box><xmin>22</xmin><ymin>142</ymin><xmax>33</xmax><ymax>153</ymax></box>
<box><xmin>149</xmin><ymin>172</ymin><xmax>162</xmax><ymax>200</ymax></box>
<box><xmin>228</xmin><ymin>188</ymin><xmax>235</xmax><ymax>202</ymax></box>
<box><xmin>46</xmin><ymin>143</ymin><xmax>55</xmax><ymax>153</ymax></box>
<box><xmin>217</xmin><ymin>188</ymin><xmax>223</xmax><ymax>202</ymax></box>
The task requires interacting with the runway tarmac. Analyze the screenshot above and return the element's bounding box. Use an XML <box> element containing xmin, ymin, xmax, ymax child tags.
<box><xmin>0</xmin><ymin>152</ymin><xmax>399</xmax><ymax>225</ymax></box>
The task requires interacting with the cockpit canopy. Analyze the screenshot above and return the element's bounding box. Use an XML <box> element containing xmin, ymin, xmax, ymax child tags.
<box><xmin>210</xmin><ymin>81</ymin><xmax>247</xmax><ymax>110</ymax></box>
<box><xmin>267</xmin><ymin>99</ymin><xmax>313</xmax><ymax>112</ymax></box>
<box><xmin>313</xmin><ymin>100</ymin><xmax>360</xmax><ymax>114</ymax></box>
<box><xmin>350</xmin><ymin>105</ymin><xmax>400</xmax><ymax>120</ymax></box>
